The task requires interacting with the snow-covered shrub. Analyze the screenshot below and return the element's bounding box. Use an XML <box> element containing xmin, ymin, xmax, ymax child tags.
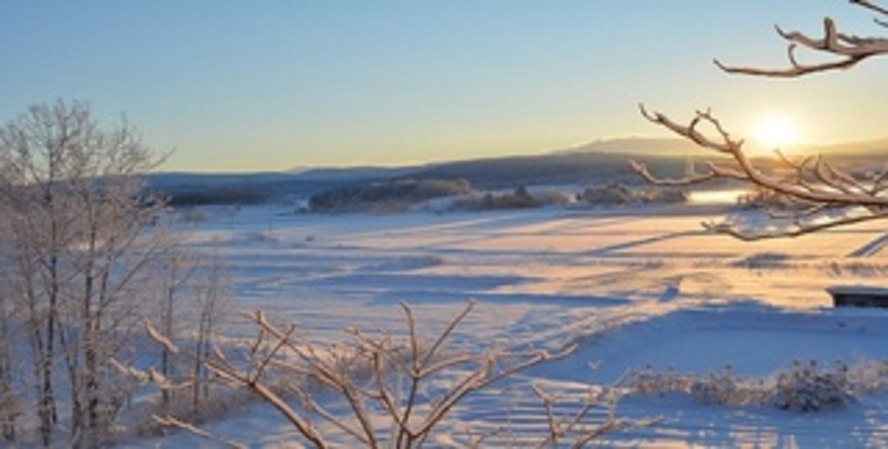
<box><xmin>772</xmin><ymin>360</ymin><xmax>853</xmax><ymax>412</ymax></box>
<box><xmin>631</xmin><ymin>364</ymin><xmax>685</xmax><ymax>397</ymax></box>
<box><xmin>688</xmin><ymin>364</ymin><xmax>742</xmax><ymax>405</ymax></box>
<box><xmin>852</xmin><ymin>359</ymin><xmax>888</xmax><ymax>392</ymax></box>
<box><xmin>630</xmin><ymin>359</ymin><xmax>864</xmax><ymax>412</ymax></box>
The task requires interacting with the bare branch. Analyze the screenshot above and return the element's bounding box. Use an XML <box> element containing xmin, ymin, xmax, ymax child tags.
<box><xmin>630</xmin><ymin>160</ymin><xmax>718</xmax><ymax>186</ymax></box>
<box><xmin>639</xmin><ymin>104</ymin><xmax>741</xmax><ymax>153</ymax></box>
<box><xmin>419</xmin><ymin>300</ymin><xmax>475</xmax><ymax>368</ymax></box>
<box><xmin>143</xmin><ymin>302</ymin><xmax>643</xmax><ymax>447</ymax></box>
<box><xmin>715</xmin><ymin>11</ymin><xmax>888</xmax><ymax>77</ymax></box>
<box><xmin>639</xmin><ymin>107</ymin><xmax>888</xmax><ymax>206</ymax></box>
<box><xmin>637</xmin><ymin>102</ymin><xmax>888</xmax><ymax>239</ymax></box>
<box><xmin>852</xmin><ymin>0</ymin><xmax>888</xmax><ymax>18</ymax></box>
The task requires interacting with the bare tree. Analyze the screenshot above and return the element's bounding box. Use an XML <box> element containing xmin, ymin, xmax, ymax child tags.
<box><xmin>185</xmin><ymin>244</ymin><xmax>233</xmax><ymax>414</ymax></box>
<box><xmin>139</xmin><ymin>302</ymin><xmax>646</xmax><ymax>448</ymax></box>
<box><xmin>634</xmin><ymin>0</ymin><xmax>888</xmax><ymax>240</ymax></box>
<box><xmin>0</xmin><ymin>100</ymin><xmax>171</xmax><ymax>446</ymax></box>
<box><xmin>145</xmin><ymin>240</ymin><xmax>233</xmax><ymax>421</ymax></box>
<box><xmin>155</xmin><ymin>248</ymin><xmax>196</xmax><ymax>407</ymax></box>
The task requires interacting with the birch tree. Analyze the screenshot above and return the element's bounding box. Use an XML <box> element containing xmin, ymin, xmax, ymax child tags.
<box><xmin>0</xmin><ymin>100</ymin><xmax>171</xmax><ymax>446</ymax></box>
<box><xmin>634</xmin><ymin>0</ymin><xmax>888</xmax><ymax>240</ymax></box>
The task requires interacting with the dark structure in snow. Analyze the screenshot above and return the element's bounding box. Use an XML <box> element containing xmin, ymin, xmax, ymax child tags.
<box><xmin>827</xmin><ymin>286</ymin><xmax>888</xmax><ymax>309</ymax></box>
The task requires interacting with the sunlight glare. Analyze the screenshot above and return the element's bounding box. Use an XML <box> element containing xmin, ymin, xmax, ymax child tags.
<box><xmin>754</xmin><ymin>115</ymin><xmax>799</xmax><ymax>151</ymax></box>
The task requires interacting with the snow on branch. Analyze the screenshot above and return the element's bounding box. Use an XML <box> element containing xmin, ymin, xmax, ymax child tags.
<box><xmin>634</xmin><ymin>105</ymin><xmax>888</xmax><ymax>240</ymax></box>
<box><xmin>715</xmin><ymin>1</ymin><xmax>888</xmax><ymax>77</ymax></box>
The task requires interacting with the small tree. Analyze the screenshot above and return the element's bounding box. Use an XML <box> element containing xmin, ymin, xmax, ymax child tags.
<box><xmin>187</xmin><ymin>244</ymin><xmax>233</xmax><ymax>413</ymax></box>
<box><xmin>156</xmin><ymin>248</ymin><xmax>196</xmax><ymax>407</ymax></box>
<box><xmin>149</xmin><ymin>240</ymin><xmax>233</xmax><ymax>420</ymax></box>
<box><xmin>634</xmin><ymin>0</ymin><xmax>888</xmax><ymax>240</ymax></box>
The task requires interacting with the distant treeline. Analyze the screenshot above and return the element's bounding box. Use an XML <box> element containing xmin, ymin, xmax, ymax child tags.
<box><xmin>307</xmin><ymin>177</ymin><xmax>687</xmax><ymax>214</ymax></box>
<box><xmin>309</xmin><ymin>178</ymin><xmax>472</xmax><ymax>213</ymax></box>
<box><xmin>165</xmin><ymin>188</ymin><xmax>272</xmax><ymax>207</ymax></box>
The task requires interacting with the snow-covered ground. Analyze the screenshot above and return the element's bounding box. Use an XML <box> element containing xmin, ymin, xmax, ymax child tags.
<box><xmin>124</xmin><ymin>203</ymin><xmax>888</xmax><ymax>447</ymax></box>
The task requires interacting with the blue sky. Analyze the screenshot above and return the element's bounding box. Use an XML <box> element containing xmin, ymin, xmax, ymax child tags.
<box><xmin>1</xmin><ymin>1</ymin><xmax>885</xmax><ymax>172</ymax></box>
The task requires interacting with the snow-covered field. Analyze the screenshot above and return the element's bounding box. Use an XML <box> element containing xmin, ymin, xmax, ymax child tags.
<box><xmin>126</xmin><ymin>203</ymin><xmax>888</xmax><ymax>447</ymax></box>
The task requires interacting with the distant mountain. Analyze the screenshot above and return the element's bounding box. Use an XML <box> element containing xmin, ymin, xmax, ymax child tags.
<box><xmin>292</xmin><ymin>165</ymin><xmax>421</xmax><ymax>182</ymax></box>
<box><xmin>555</xmin><ymin>136</ymin><xmax>888</xmax><ymax>157</ymax></box>
<box><xmin>555</xmin><ymin>137</ymin><xmax>710</xmax><ymax>156</ymax></box>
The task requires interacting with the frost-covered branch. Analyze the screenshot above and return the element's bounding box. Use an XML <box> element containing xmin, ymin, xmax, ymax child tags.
<box><xmin>715</xmin><ymin>1</ymin><xmax>888</xmax><ymax>77</ymax></box>
<box><xmin>140</xmin><ymin>302</ymin><xmax>653</xmax><ymax>447</ymax></box>
<box><xmin>634</xmin><ymin>106</ymin><xmax>888</xmax><ymax>240</ymax></box>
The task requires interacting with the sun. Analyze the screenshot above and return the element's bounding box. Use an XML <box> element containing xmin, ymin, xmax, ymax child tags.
<box><xmin>753</xmin><ymin>115</ymin><xmax>799</xmax><ymax>151</ymax></box>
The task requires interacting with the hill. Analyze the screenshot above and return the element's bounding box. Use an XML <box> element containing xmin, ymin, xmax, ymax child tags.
<box><xmin>145</xmin><ymin>137</ymin><xmax>887</xmax><ymax>206</ymax></box>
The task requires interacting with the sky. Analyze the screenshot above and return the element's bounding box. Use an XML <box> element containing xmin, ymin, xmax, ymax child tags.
<box><xmin>1</xmin><ymin>1</ymin><xmax>885</xmax><ymax>172</ymax></box>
